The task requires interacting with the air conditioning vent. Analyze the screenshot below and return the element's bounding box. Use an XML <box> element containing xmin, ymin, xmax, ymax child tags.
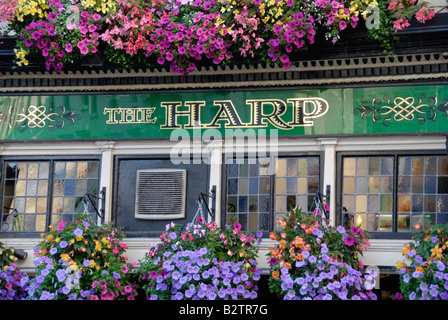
<box><xmin>135</xmin><ymin>169</ymin><xmax>187</xmax><ymax>220</ymax></box>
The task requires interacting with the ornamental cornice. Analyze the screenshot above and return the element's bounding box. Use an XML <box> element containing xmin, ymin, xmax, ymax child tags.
<box><xmin>0</xmin><ymin>52</ymin><xmax>447</xmax><ymax>93</ymax></box>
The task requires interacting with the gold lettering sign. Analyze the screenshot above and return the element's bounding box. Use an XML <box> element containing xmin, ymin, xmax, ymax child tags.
<box><xmin>103</xmin><ymin>98</ymin><xmax>329</xmax><ymax>130</ymax></box>
<box><xmin>103</xmin><ymin>107</ymin><xmax>157</xmax><ymax>124</ymax></box>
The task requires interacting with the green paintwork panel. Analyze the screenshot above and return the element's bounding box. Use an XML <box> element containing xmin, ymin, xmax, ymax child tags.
<box><xmin>0</xmin><ymin>84</ymin><xmax>447</xmax><ymax>141</ymax></box>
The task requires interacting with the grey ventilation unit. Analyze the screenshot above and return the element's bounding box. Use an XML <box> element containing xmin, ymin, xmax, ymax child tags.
<box><xmin>135</xmin><ymin>169</ymin><xmax>187</xmax><ymax>220</ymax></box>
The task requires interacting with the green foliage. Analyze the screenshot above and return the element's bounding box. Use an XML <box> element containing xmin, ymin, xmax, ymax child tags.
<box><xmin>395</xmin><ymin>223</ymin><xmax>448</xmax><ymax>300</ymax></box>
<box><xmin>0</xmin><ymin>242</ymin><xmax>19</xmax><ymax>269</ymax></box>
<box><xmin>267</xmin><ymin>206</ymin><xmax>376</xmax><ymax>300</ymax></box>
<box><xmin>27</xmin><ymin>215</ymin><xmax>138</xmax><ymax>300</ymax></box>
<box><xmin>137</xmin><ymin>216</ymin><xmax>263</xmax><ymax>300</ymax></box>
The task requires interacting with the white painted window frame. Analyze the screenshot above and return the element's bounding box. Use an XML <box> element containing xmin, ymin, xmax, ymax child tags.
<box><xmin>0</xmin><ymin>134</ymin><xmax>446</xmax><ymax>272</ymax></box>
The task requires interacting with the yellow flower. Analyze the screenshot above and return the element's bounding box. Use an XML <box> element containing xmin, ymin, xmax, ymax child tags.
<box><xmin>401</xmin><ymin>243</ymin><xmax>410</xmax><ymax>256</ymax></box>
<box><xmin>61</xmin><ymin>254</ymin><xmax>70</xmax><ymax>262</ymax></box>
<box><xmin>416</xmin><ymin>265</ymin><xmax>424</xmax><ymax>273</ymax></box>
<box><xmin>431</xmin><ymin>245</ymin><xmax>443</xmax><ymax>260</ymax></box>
<box><xmin>70</xmin><ymin>263</ymin><xmax>78</xmax><ymax>272</ymax></box>
<box><xmin>395</xmin><ymin>261</ymin><xmax>407</xmax><ymax>270</ymax></box>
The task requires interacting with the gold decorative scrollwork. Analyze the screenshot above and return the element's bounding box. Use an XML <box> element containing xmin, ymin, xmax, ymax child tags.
<box><xmin>354</xmin><ymin>94</ymin><xmax>448</xmax><ymax>126</ymax></box>
<box><xmin>15</xmin><ymin>105</ymin><xmax>59</xmax><ymax>128</ymax></box>
<box><xmin>10</xmin><ymin>105</ymin><xmax>81</xmax><ymax>131</ymax></box>
<box><xmin>379</xmin><ymin>97</ymin><xmax>430</xmax><ymax>122</ymax></box>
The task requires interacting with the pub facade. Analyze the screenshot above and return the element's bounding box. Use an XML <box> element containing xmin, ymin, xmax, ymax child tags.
<box><xmin>1</xmin><ymin>0</ymin><xmax>448</xmax><ymax>296</ymax></box>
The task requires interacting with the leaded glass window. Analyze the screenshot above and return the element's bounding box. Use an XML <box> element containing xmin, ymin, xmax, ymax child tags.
<box><xmin>225</xmin><ymin>156</ymin><xmax>321</xmax><ymax>232</ymax></box>
<box><xmin>3</xmin><ymin>161</ymin><xmax>50</xmax><ymax>233</ymax></box>
<box><xmin>1</xmin><ymin>159</ymin><xmax>100</xmax><ymax>234</ymax></box>
<box><xmin>397</xmin><ymin>156</ymin><xmax>448</xmax><ymax>231</ymax></box>
<box><xmin>226</xmin><ymin>158</ymin><xmax>271</xmax><ymax>232</ymax></box>
<box><xmin>341</xmin><ymin>154</ymin><xmax>448</xmax><ymax>234</ymax></box>
<box><xmin>274</xmin><ymin>157</ymin><xmax>320</xmax><ymax>225</ymax></box>
<box><xmin>51</xmin><ymin>161</ymin><xmax>100</xmax><ymax>227</ymax></box>
<box><xmin>342</xmin><ymin>156</ymin><xmax>394</xmax><ymax>232</ymax></box>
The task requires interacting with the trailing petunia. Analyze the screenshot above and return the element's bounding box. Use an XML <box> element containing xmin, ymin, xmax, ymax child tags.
<box><xmin>138</xmin><ymin>215</ymin><xmax>263</xmax><ymax>300</ymax></box>
<box><xmin>267</xmin><ymin>206</ymin><xmax>376</xmax><ymax>300</ymax></box>
<box><xmin>3</xmin><ymin>0</ymin><xmax>438</xmax><ymax>73</ymax></box>
<box><xmin>395</xmin><ymin>223</ymin><xmax>448</xmax><ymax>300</ymax></box>
<box><xmin>27</xmin><ymin>215</ymin><xmax>138</xmax><ymax>300</ymax></box>
<box><xmin>10</xmin><ymin>0</ymin><xmax>112</xmax><ymax>72</ymax></box>
<box><xmin>0</xmin><ymin>242</ymin><xmax>29</xmax><ymax>300</ymax></box>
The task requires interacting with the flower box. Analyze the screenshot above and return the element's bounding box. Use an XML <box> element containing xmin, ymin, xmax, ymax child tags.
<box><xmin>0</xmin><ymin>0</ymin><xmax>436</xmax><ymax>74</ymax></box>
<box><xmin>138</xmin><ymin>216</ymin><xmax>263</xmax><ymax>300</ymax></box>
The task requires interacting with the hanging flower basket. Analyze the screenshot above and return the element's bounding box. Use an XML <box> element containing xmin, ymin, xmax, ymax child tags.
<box><xmin>0</xmin><ymin>0</ymin><xmax>437</xmax><ymax>73</ymax></box>
<box><xmin>0</xmin><ymin>242</ymin><xmax>29</xmax><ymax>300</ymax></box>
<box><xmin>267</xmin><ymin>206</ymin><xmax>377</xmax><ymax>300</ymax></box>
<box><xmin>138</xmin><ymin>215</ymin><xmax>263</xmax><ymax>300</ymax></box>
<box><xmin>395</xmin><ymin>223</ymin><xmax>448</xmax><ymax>300</ymax></box>
<box><xmin>27</xmin><ymin>215</ymin><xmax>138</xmax><ymax>300</ymax></box>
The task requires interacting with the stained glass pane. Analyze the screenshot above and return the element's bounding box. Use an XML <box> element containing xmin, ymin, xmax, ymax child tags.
<box><xmin>226</xmin><ymin>158</ymin><xmax>273</xmax><ymax>232</ymax></box>
<box><xmin>51</xmin><ymin>160</ymin><xmax>99</xmax><ymax>225</ymax></box>
<box><xmin>273</xmin><ymin>157</ymin><xmax>320</xmax><ymax>229</ymax></box>
<box><xmin>226</xmin><ymin>156</ymin><xmax>319</xmax><ymax>232</ymax></box>
<box><xmin>438</xmin><ymin>157</ymin><xmax>448</xmax><ymax>175</ymax></box>
<box><xmin>0</xmin><ymin>159</ymin><xmax>100</xmax><ymax>234</ymax></box>
<box><xmin>397</xmin><ymin>156</ymin><xmax>448</xmax><ymax>231</ymax></box>
<box><xmin>1</xmin><ymin>161</ymin><xmax>51</xmax><ymax>233</ymax></box>
<box><xmin>87</xmin><ymin>162</ymin><xmax>99</xmax><ymax>178</ymax></box>
<box><xmin>344</xmin><ymin>158</ymin><xmax>356</xmax><ymax>176</ymax></box>
<box><xmin>342</xmin><ymin>156</ymin><xmax>394</xmax><ymax>232</ymax></box>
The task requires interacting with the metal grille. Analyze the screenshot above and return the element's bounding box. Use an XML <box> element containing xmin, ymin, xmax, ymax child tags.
<box><xmin>135</xmin><ymin>169</ymin><xmax>187</xmax><ymax>220</ymax></box>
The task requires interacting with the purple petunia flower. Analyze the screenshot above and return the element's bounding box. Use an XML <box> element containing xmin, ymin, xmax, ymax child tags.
<box><xmin>74</xmin><ymin>228</ymin><xmax>83</xmax><ymax>237</ymax></box>
<box><xmin>56</xmin><ymin>269</ymin><xmax>66</xmax><ymax>282</ymax></box>
<box><xmin>169</xmin><ymin>232</ymin><xmax>177</xmax><ymax>240</ymax></box>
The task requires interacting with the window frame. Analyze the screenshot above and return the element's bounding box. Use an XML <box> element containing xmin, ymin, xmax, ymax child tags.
<box><xmin>221</xmin><ymin>151</ymin><xmax>324</xmax><ymax>236</ymax></box>
<box><xmin>0</xmin><ymin>155</ymin><xmax>102</xmax><ymax>238</ymax></box>
<box><xmin>111</xmin><ymin>154</ymin><xmax>212</xmax><ymax>238</ymax></box>
<box><xmin>336</xmin><ymin>150</ymin><xmax>448</xmax><ymax>240</ymax></box>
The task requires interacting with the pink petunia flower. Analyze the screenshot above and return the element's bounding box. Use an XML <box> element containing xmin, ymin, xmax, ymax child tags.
<box><xmin>92</xmin><ymin>13</ymin><xmax>102</xmax><ymax>21</ymax></box>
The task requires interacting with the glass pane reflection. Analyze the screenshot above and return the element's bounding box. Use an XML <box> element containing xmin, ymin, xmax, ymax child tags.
<box><xmin>226</xmin><ymin>156</ymin><xmax>320</xmax><ymax>232</ymax></box>
<box><xmin>342</xmin><ymin>156</ymin><xmax>394</xmax><ymax>232</ymax></box>
<box><xmin>1</xmin><ymin>160</ymin><xmax>99</xmax><ymax>233</ymax></box>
